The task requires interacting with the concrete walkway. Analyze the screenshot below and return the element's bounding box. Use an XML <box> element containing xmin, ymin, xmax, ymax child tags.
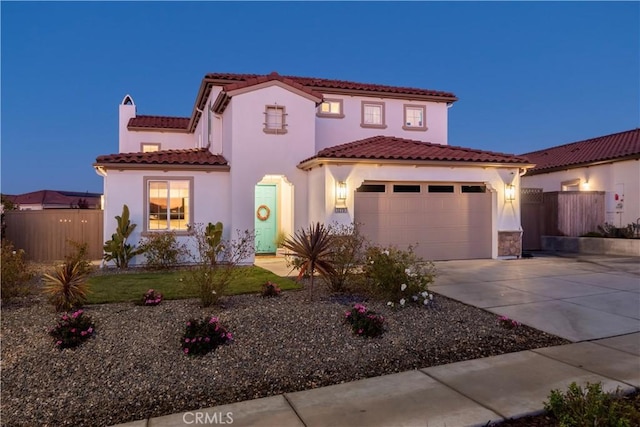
<box><xmin>115</xmin><ymin>254</ymin><xmax>640</xmax><ymax>427</ymax></box>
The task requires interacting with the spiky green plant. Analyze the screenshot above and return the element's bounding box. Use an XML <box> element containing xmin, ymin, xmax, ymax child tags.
<box><xmin>43</xmin><ymin>261</ymin><xmax>90</xmax><ymax>311</ymax></box>
<box><xmin>103</xmin><ymin>204</ymin><xmax>145</xmax><ymax>268</ymax></box>
<box><xmin>282</xmin><ymin>222</ymin><xmax>335</xmax><ymax>300</ymax></box>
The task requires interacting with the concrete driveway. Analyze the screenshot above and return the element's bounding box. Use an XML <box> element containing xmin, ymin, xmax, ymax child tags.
<box><xmin>431</xmin><ymin>254</ymin><xmax>640</xmax><ymax>342</ymax></box>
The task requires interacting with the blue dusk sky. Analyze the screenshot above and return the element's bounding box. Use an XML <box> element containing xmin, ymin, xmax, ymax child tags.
<box><xmin>2</xmin><ymin>1</ymin><xmax>638</xmax><ymax>195</ymax></box>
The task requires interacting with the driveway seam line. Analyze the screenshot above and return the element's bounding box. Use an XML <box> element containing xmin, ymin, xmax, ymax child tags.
<box><xmin>282</xmin><ymin>393</ymin><xmax>308</xmax><ymax>427</ymax></box>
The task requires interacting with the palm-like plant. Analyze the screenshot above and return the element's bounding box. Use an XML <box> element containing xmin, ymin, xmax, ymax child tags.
<box><xmin>282</xmin><ymin>222</ymin><xmax>335</xmax><ymax>300</ymax></box>
<box><xmin>43</xmin><ymin>261</ymin><xmax>90</xmax><ymax>311</ymax></box>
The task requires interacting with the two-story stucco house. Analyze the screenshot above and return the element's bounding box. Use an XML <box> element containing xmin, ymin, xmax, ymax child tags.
<box><xmin>94</xmin><ymin>72</ymin><xmax>532</xmax><ymax>265</ymax></box>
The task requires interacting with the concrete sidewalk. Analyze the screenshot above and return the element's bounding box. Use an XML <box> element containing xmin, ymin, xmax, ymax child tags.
<box><xmin>116</xmin><ymin>333</ymin><xmax>639</xmax><ymax>427</ymax></box>
<box><xmin>114</xmin><ymin>254</ymin><xmax>639</xmax><ymax>427</ymax></box>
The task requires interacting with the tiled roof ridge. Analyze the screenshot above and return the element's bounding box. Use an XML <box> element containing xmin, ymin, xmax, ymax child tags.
<box><xmin>222</xmin><ymin>72</ymin><xmax>323</xmax><ymax>99</ymax></box>
<box><xmin>521</xmin><ymin>128</ymin><xmax>640</xmax><ymax>156</ymax></box>
<box><xmin>95</xmin><ymin>147</ymin><xmax>228</xmax><ymax>167</ymax></box>
<box><xmin>133</xmin><ymin>114</ymin><xmax>191</xmax><ymax>120</ymax></box>
<box><xmin>318</xmin><ymin>135</ymin><xmax>529</xmax><ymax>161</ymax></box>
<box><xmin>205</xmin><ymin>72</ymin><xmax>456</xmax><ymax>98</ymax></box>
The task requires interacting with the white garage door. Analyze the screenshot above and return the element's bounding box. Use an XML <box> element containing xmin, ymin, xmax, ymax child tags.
<box><xmin>354</xmin><ymin>182</ymin><xmax>492</xmax><ymax>261</ymax></box>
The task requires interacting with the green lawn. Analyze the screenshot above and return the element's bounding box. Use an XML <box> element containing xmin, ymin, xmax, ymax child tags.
<box><xmin>86</xmin><ymin>266</ymin><xmax>301</xmax><ymax>304</ymax></box>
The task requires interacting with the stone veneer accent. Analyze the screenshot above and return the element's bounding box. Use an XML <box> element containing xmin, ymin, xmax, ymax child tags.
<box><xmin>498</xmin><ymin>231</ymin><xmax>522</xmax><ymax>257</ymax></box>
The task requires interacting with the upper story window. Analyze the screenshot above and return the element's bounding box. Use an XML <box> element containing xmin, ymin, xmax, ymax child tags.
<box><xmin>403</xmin><ymin>105</ymin><xmax>427</xmax><ymax>131</ymax></box>
<box><xmin>317</xmin><ymin>99</ymin><xmax>344</xmax><ymax>118</ymax></box>
<box><xmin>361</xmin><ymin>101</ymin><xmax>386</xmax><ymax>129</ymax></box>
<box><xmin>145</xmin><ymin>178</ymin><xmax>192</xmax><ymax>232</ymax></box>
<box><xmin>141</xmin><ymin>143</ymin><xmax>161</xmax><ymax>153</ymax></box>
<box><xmin>264</xmin><ymin>105</ymin><xmax>287</xmax><ymax>134</ymax></box>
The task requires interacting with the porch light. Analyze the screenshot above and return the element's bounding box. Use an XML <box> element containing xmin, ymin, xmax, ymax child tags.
<box><xmin>505</xmin><ymin>184</ymin><xmax>516</xmax><ymax>202</ymax></box>
<box><xmin>335</xmin><ymin>181</ymin><xmax>347</xmax><ymax>210</ymax></box>
<box><xmin>337</xmin><ymin>181</ymin><xmax>347</xmax><ymax>201</ymax></box>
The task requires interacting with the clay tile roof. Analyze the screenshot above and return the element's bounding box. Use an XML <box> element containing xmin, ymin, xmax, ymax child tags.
<box><xmin>222</xmin><ymin>71</ymin><xmax>323</xmax><ymax>99</ymax></box>
<box><xmin>521</xmin><ymin>128</ymin><xmax>640</xmax><ymax>175</ymax></box>
<box><xmin>205</xmin><ymin>72</ymin><xmax>457</xmax><ymax>100</ymax></box>
<box><xmin>300</xmin><ymin>136</ymin><xmax>531</xmax><ymax>166</ymax></box>
<box><xmin>128</xmin><ymin>115</ymin><xmax>190</xmax><ymax>130</ymax></box>
<box><xmin>95</xmin><ymin>148</ymin><xmax>228</xmax><ymax>167</ymax></box>
<box><xmin>11</xmin><ymin>190</ymin><xmax>75</xmax><ymax>205</ymax></box>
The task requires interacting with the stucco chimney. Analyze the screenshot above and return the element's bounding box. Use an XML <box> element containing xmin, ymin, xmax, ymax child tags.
<box><xmin>119</xmin><ymin>95</ymin><xmax>136</xmax><ymax>153</ymax></box>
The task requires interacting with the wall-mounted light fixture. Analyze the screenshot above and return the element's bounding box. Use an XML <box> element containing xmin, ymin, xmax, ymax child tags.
<box><xmin>505</xmin><ymin>184</ymin><xmax>516</xmax><ymax>202</ymax></box>
<box><xmin>335</xmin><ymin>181</ymin><xmax>347</xmax><ymax>211</ymax></box>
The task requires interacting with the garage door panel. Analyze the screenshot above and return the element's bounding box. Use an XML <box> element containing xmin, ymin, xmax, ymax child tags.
<box><xmin>355</xmin><ymin>182</ymin><xmax>492</xmax><ymax>260</ymax></box>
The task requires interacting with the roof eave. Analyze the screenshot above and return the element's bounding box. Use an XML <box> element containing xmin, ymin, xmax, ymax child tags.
<box><xmin>93</xmin><ymin>162</ymin><xmax>230</xmax><ymax>172</ymax></box>
<box><xmin>298</xmin><ymin>157</ymin><xmax>533</xmax><ymax>171</ymax></box>
<box><xmin>524</xmin><ymin>154</ymin><xmax>640</xmax><ymax>176</ymax></box>
<box><xmin>306</xmin><ymin>87</ymin><xmax>458</xmax><ymax>103</ymax></box>
<box><xmin>127</xmin><ymin>126</ymin><xmax>190</xmax><ymax>133</ymax></box>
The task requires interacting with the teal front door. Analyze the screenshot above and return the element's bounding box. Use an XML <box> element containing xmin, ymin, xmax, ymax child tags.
<box><xmin>255</xmin><ymin>185</ymin><xmax>277</xmax><ymax>254</ymax></box>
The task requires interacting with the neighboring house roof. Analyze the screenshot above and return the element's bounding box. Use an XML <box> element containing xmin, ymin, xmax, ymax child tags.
<box><xmin>7</xmin><ymin>190</ymin><xmax>101</xmax><ymax>208</ymax></box>
<box><xmin>522</xmin><ymin>128</ymin><xmax>640</xmax><ymax>175</ymax></box>
<box><xmin>128</xmin><ymin>115</ymin><xmax>190</xmax><ymax>131</ymax></box>
<box><xmin>299</xmin><ymin>135</ymin><xmax>532</xmax><ymax>169</ymax></box>
<box><xmin>94</xmin><ymin>148</ymin><xmax>229</xmax><ymax>170</ymax></box>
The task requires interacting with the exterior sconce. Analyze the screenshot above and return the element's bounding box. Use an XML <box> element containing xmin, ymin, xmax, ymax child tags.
<box><xmin>335</xmin><ymin>181</ymin><xmax>347</xmax><ymax>211</ymax></box>
<box><xmin>505</xmin><ymin>184</ymin><xmax>516</xmax><ymax>202</ymax></box>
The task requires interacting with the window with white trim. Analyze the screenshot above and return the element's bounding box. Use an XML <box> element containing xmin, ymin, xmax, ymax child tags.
<box><xmin>263</xmin><ymin>105</ymin><xmax>287</xmax><ymax>134</ymax></box>
<box><xmin>403</xmin><ymin>105</ymin><xmax>427</xmax><ymax>131</ymax></box>
<box><xmin>146</xmin><ymin>179</ymin><xmax>191</xmax><ymax>231</ymax></box>
<box><xmin>317</xmin><ymin>99</ymin><xmax>344</xmax><ymax>118</ymax></box>
<box><xmin>361</xmin><ymin>101</ymin><xmax>386</xmax><ymax>128</ymax></box>
<box><xmin>141</xmin><ymin>143</ymin><xmax>161</xmax><ymax>153</ymax></box>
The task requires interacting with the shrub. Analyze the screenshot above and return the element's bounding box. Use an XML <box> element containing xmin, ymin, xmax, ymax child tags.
<box><xmin>362</xmin><ymin>245</ymin><xmax>435</xmax><ymax>302</ymax></box>
<box><xmin>181</xmin><ymin>316</ymin><xmax>233</xmax><ymax>356</ymax></box>
<box><xmin>42</xmin><ymin>261</ymin><xmax>90</xmax><ymax>311</ymax></box>
<box><xmin>64</xmin><ymin>240</ymin><xmax>94</xmax><ymax>275</ymax></box>
<box><xmin>325</xmin><ymin>223</ymin><xmax>368</xmax><ymax>293</ymax></box>
<box><xmin>282</xmin><ymin>222</ymin><xmax>336</xmax><ymax>300</ymax></box>
<box><xmin>186</xmin><ymin>224</ymin><xmax>254</xmax><ymax>307</ymax></box>
<box><xmin>49</xmin><ymin>309</ymin><xmax>95</xmax><ymax>349</ymax></box>
<box><xmin>139</xmin><ymin>288</ymin><xmax>163</xmax><ymax>306</ymax></box>
<box><xmin>544</xmin><ymin>382</ymin><xmax>640</xmax><ymax>427</ymax></box>
<box><xmin>498</xmin><ymin>315</ymin><xmax>520</xmax><ymax>329</ymax></box>
<box><xmin>261</xmin><ymin>281</ymin><xmax>281</xmax><ymax>297</ymax></box>
<box><xmin>139</xmin><ymin>231</ymin><xmax>188</xmax><ymax>269</ymax></box>
<box><xmin>598</xmin><ymin>222</ymin><xmax>636</xmax><ymax>239</ymax></box>
<box><xmin>344</xmin><ymin>303</ymin><xmax>385</xmax><ymax>338</ymax></box>
<box><xmin>103</xmin><ymin>204</ymin><xmax>145</xmax><ymax>269</ymax></box>
<box><xmin>1</xmin><ymin>240</ymin><xmax>32</xmax><ymax>300</ymax></box>
<box><xmin>386</xmin><ymin>286</ymin><xmax>436</xmax><ymax>310</ymax></box>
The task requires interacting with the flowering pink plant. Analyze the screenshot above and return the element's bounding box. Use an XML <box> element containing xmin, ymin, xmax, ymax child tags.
<box><xmin>50</xmin><ymin>309</ymin><xmax>95</xmax><ymax>349</ymax></box>
<box><xmin>498</xmin><ymin>315</ymin><xmax>520</xmax><ymax>329</ymax></box>
<box><xmin>344</xmin><ymin>303</ymin><xmax>385</xmax><ymax>338</ymax></box>
<box><xmin>261</xmin><ymin>281</ymin><xmax>282</xmax><ymax>298</ymax></box>
<box><xmin>139</xmin><ymin>288</ymin><xmax>163</xmax><ymax>306</ymax></box>
<box><xmin>182</xmin><ymin>316</ymin><xmax>233</xmax><ymax>356</ymax></box>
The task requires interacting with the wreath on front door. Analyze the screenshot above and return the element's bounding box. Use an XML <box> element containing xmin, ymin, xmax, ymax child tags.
<box><xmin>256</xmin><ymin>205</ymin><xmax>271</xmax><ymax>221</ymax></box>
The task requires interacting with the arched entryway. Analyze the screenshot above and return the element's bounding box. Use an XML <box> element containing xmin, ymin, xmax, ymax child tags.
<box><xmin>255</xmin><ymin>175</ymin><xmax>294</xmax><ymax>254</ymax></box>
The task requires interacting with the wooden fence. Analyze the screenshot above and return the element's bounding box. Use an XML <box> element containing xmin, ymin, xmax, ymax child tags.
<box><xmin>4</xmin><ymin>210</ymin><xmax>104</xmax><ymax>261</ymax></box>
<box><xmin>521</xmin><ymin>190</ymin><xmax>605</xmax><ymax>250</ymax></box>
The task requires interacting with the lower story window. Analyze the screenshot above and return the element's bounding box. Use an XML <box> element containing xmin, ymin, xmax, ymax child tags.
<box><xmin>147</xmin><ymin>179</ymin><xmax>191</xmax><ymax>231</ymax></box>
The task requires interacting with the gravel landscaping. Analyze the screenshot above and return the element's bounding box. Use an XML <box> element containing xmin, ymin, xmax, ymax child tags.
<box><xmin>1</xmin><ymin>286</ymin><xmax>569</xmax><ymax>427</ymax></box>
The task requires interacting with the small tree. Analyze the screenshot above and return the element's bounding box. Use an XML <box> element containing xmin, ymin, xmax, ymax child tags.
<box><xmin>187</xmin><ymin>223</ymin><xmax>254</xmax><ymax>307</ymax></box>
<box><xmin>325</xmin><ymin>223</ymin><xmax>368</xmax><ymax>293</ymax></box>
<box><xmin>103</xmin><ymin>205</ymin><xmax>145</xmax><ymax>268</ymax></box>
<box><xmin>282</xmin><ymin>222</ymin><xmax>335</xmax><ymax>300</ymax></box>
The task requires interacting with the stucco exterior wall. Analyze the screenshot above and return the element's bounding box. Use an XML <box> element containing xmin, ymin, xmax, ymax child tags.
<box><xmin>315</xmin><ymin>96</ymin><xmax>449</xmax><ymax>150</ymax></box>
<box><xmin>224</xmin><ymin>85</ymin><xmax>317</xmax><ymax>255</ymax></box>
<box><xmin>101</xmin><ymin>169</ymin><xmax>230</xmax><ymax>266</ymax></box>
<box><xmin>118</xmin><ymin>130</ymin><xmax>195</xmax><ymax>153</ymax></box>
<box><xmin>522</xmin><ymin>159</ymin><xmax>640</xmax><ymax>226</ymax></box>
